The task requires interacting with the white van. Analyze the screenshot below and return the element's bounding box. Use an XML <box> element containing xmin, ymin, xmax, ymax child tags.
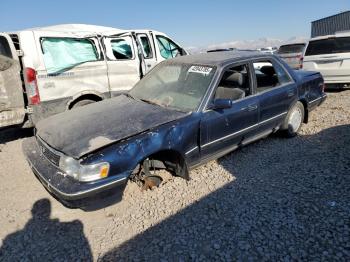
<box><xmin>303</xmin><ymin>32</ymin><xmax>350</xmax><ymax>88</ymax></box>
<box><xmin>0</xmin><ymin>24</ymin><xmax>187</xmax><ymax>128</ymax></box>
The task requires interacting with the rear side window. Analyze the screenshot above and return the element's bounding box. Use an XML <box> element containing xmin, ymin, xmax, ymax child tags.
<box><xmin>156</xmin><ymin>35</ymin><xmax>182</xmax><ymax>59</ymax></box>
<box><xmin>253</xmin><ymin>60</ymin><xmax>292</xmax><ymax>93</ymax></box>
<box><xmin>138</xmin><ymin>34</ymin><xmax>153</xmax><ymax>59</ymax></box>
<box><xmin>0</xmin><ymin>36</ymin><xmax>12</xmax><ymax>58</ymax></box>
<box><xmin>278</xmin><ymin>44</ymin><xmax>305</xmax><ymax>54</ymax></box>
<box><xmin>305</xmin><ymin>37</ymin><xmax>350</xmax><ymax>56</ymax></box>
<box><xmin>110</xmin><ymin>37</ymin><xmax>134</xmax><ymax>60</ymax></box>
<box><xmin>42</xmin><ymin>38</ymin><xmax>99</xmax><ymax>74</ymax></box>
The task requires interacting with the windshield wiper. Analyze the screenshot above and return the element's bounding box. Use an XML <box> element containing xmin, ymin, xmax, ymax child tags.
<box><xmin>140</xmin><ymin>98</ymin><xmax>161</xmax><ymax>107</ymax></box>
<box><xmin>124</xmin><ymin>93</ymin><xmax>135</xmax><ymax>100</ymax></box>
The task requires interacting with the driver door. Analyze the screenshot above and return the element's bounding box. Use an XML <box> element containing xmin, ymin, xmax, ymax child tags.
<box><xmin>200</xmin><ymin>63</ymin><xmax>259</xmax><ymax>160</ymax></box>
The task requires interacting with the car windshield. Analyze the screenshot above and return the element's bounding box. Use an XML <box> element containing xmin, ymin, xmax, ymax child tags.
<box><xmin>129</xmin><ymin>62</ymin><xmax>216</xmax><ymax>112</ymax></box>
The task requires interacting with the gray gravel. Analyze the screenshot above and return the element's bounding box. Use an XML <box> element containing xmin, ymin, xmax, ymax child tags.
<box><xmin>0</xmin><ymin>90</ymin><xmax>349</xmax><ymax>261</ymax></box>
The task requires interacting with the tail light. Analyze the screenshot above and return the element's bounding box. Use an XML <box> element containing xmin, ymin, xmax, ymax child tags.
<box><xmin>25</xmin><ymin>68</ymin><xmax>40</xmax><ymax>105</ymax></box>
<box><xmin>299</xmin><ymin>56</ymin><xmax>304</xmax><ymax>69</ymax></box>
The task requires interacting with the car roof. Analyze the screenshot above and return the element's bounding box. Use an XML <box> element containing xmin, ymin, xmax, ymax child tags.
<box><xmin>280</xmin><ymin>42</ymin><xmax>306</xmax><ymax>47</ymax></box>
<box><xmin>168</xmin><ymin>51</ymin><xmax>272</xmax><ymax>67</ymax></box>
<box><xmin>9</xmin><ymin>24</ymin><xmax>125</xmax><ymax>37</ymax></box>
<box><xmin>310</xmin><ymin>31</ymin><xmax>350</xmax><ymax>41</ymax></box>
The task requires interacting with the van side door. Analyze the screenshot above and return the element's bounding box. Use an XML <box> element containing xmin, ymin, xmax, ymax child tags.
<box><xmin>0</xmin><ymin>34</ymin><xmax>25</xmax><ymax>128</ymax></box>
<box><xmin>153</xmin><ymin>34</ymin><xmax>186</xmax><ymax>62</ymax></box>
<box><xmin>137</xmin><ymin>32</ymin><xmax>157</xmax><ymax>73</ymax></box>
<box><xmin>37</xmin><ymin>35</ymin><xmax>109</xmax><ymax>112</ymax></box>
<box><xmin>103</xmin><ymin>34</ymin><xmax>141</xmax><ymax>96</ymax></box>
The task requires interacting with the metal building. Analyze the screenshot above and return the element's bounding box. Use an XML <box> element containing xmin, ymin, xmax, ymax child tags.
<box><xmin>311</xmin><ymin>11</ymin><xmax>350</xmax><ymax>37</ymax></box>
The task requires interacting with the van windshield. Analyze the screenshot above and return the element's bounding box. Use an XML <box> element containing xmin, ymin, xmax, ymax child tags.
<box><xmin>129</xmin><ymin>62</ymin><xmax>216</xmax><ymax>112</ymax></box>
<box><xmin>278</xmin><ymin>44</ymin><xmax>305</xmax><ymax>54</ymax></box>
<box><xmin>305</xmin><ymin>37</ymin><xmax>350</xmax><ymax>56</ymax></box>
<box><xmin>41</xmin><ymin>38</ymin><xmax>99</xmax><ymax>74</ymax></box>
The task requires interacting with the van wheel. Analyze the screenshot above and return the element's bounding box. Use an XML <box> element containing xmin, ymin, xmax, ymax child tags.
<box><xmin>71</xmin><ymin>99</ymin><xmax>95</xmax><ymax>109</ymax></box>
<box><xmin>281</xmin><ymin>101</ymin><xmax>304</xmax><ymax>137</ymax></box>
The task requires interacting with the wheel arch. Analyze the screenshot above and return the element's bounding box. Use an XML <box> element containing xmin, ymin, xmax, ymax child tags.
<box><xmin>134</xmin><ymin>148</ymin><xmax>190</xmax><ymax>180</ymax></box>
<box><xmin>67</xmin><ymin>92</ymin><xmax>104</xmax><ymax>109</ymax></box>
<box><xmin>298</xmin><ymin>99</ymin><xmax>309</xmax><ymax>123</ymax></box>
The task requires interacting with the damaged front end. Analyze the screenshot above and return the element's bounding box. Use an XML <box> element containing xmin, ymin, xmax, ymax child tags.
<box><xmin>23</xmin><ymin>136</ymin><xmax>128</xmax><ymax>210</ymax></box>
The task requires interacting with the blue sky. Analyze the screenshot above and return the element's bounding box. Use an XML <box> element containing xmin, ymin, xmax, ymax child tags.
<box><xmin>1</xmin><ymin>0</ymin><xmax>349</xmax><ymax>47</ymax></box>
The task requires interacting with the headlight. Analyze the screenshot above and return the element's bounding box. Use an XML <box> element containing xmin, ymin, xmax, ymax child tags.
<box><xmin>59</xmin><ymin>156</ymin><xmax>109</xmax><ymax>182</ymax></box>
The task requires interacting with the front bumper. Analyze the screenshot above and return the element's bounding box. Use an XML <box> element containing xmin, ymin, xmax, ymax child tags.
<box><xmin>23</xmin><ymin>137</ymin><xmax>128</xmax><ymax>209</ymax></box>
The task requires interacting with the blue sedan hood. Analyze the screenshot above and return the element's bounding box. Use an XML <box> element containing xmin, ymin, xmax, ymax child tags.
<box><xmin>36</xmin><ymin>95</ymin><xmax>187</xmax><ymax>158</ymax></box>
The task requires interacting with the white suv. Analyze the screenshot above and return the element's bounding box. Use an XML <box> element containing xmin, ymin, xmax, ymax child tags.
<box><xmin>303</xmin><ymin>32</ymin><xmax>350</xmax><ymax>88</ymax></box>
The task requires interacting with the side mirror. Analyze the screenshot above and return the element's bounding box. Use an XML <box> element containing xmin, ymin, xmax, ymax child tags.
<box><xmin>212</xmin><ymin>99</ymin><xmax>232</xmax><ymax>110</ymax></box>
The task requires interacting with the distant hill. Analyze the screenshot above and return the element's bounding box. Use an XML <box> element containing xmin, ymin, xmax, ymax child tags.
<box><xmin>186</xmin><ymin>36</ymin><xmax>307</xmax><ymax>54</ymax></box>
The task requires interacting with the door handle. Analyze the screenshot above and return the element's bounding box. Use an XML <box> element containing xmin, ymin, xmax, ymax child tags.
<box><xmin>247</xmin><ymin>104</ymin><xmax>258</xmax><ymax>111</ymax></box>
<box><xmin>240</xmin><ymin>104</ymin><xmax>258</xmax><ymax>111</ymax></box>
<box><xmin>287</xmin><ymin>91</ymin><xmax>295</xmax><ymax>97</ymax></box>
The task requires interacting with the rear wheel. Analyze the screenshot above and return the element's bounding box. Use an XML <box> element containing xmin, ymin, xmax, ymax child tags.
<box><xmin>71</xmin><ymin>99</ymin><xmax>96</xmax><ymax>109</ymax></box>
<box><xmin>281</xmin><ymin>101</ymin><xmax>304</xmax><ymax>137</ymax></box>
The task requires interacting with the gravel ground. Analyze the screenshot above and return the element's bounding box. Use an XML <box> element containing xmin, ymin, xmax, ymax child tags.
<box><xmin>0</xmin><ymin>90</ymin><xmax>349</xmax><ymax>261</ymax></box>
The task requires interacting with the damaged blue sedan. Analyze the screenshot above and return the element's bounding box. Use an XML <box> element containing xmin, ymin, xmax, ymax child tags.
<box><xmin>23</xmin><ymin>52</ymin><xmax>327</xmax><ymax>209</ymax></box>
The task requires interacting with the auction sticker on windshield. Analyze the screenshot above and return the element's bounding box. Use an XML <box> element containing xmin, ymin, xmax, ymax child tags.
<box><xmin>188</xmin><ymin>65</ymin><xmax>212</xmax><ymax>76</ymax></box>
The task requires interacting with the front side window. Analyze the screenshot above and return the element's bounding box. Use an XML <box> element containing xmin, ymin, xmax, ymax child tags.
<box><xmin>138</xmin><ymin>34</ymin><xmax>153</xmax><ymax>59</ymax></box>
<box><xmin>0</xmin><ymin>36</ymin><xmax>12</xmax><ymax>58</ymax></box>
<box><xmin>214</xmin><ymin>64</ymin><xmax>251</xmax><ymax>101</ymax></box>
<box><xmin>42</xmin><ymin>38</ymin><xmax>99</xmax><ymax>74</ymax></box>
<box><xmin>110</xmin><ymin>37</ymin><xmax>134</xmax><ymax>60</ymax></box>
<box><xmin>130</xmin><ymin>62</ymin><xmax>216</xmax><ymax>111</ymax></box>
<box><xmin>253</xmin><ymin>60</ymin><xmax>292</xmax><ymax>93</ymax></box>
<box><xmin>156</xmin><ymin>36</ymin><xmax>182</xmax><ymax>59</ymax></box>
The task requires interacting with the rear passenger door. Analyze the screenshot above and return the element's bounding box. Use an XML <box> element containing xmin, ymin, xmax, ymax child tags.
<box><xmin>103</xmin><ymin>34</ymin><xmax>141</xmax><ymax>95</ymax></box>
<box><xmin>252</xmin><ymin>58</ymin><xmax>297</xmax><ymax>133</ymax></box>
<box><xmin>200</xmin><ymin>63</ymin><xmax>259</xmax><ymax>160</ymax></box>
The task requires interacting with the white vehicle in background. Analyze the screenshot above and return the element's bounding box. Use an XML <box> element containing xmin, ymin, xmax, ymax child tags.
<box><xmin>0</xmin><ymin>24</ymin><xmax>187</xmax><ymax>128</ymax></box>
<box><xmin>303</xmin><ymin>32</ymin><xmax>350</xmax><ymax>89</ymax></box>
<box><xmin>277</xmin><ymin>42</ymin><xmax>306</xmax><ymax>70</ymax></box>
<box><xmin>258</xmin><ymin>47</ymin><xmax>278</xmax><ymax>54</ymax></box>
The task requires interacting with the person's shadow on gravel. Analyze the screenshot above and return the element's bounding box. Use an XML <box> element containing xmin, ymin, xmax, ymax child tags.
<box><xmin>100</xmin><ymin>124</ymin><xmax>350</xmax><ymax>261</ymax></box>
<box><xmin>0</xmin><ymin>127</ymin><xmax>33</xmax><ymax>145</ymax></box>
<box><xmin>0</xmin><ymin>198</ymin><xmax>92</xmax><ymax>261</ymax></box>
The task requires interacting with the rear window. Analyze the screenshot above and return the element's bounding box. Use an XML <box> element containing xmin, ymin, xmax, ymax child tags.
<box><xmin>0</xmin><ymin>36</ymin><xmax>12</xmax><ymax>58</ymax></box>
<box><xmin>278</xmin><ymin>44</ymin><xmax>305</xmax><ymax>54</ymax></box>
<box><xmin>305</xmin><ymin>37</ymin><xmax>350</xmax><ymax>56</ymax></box>
<box><xmin>41</xmin><ymin>37</ymin><xmax>99</xmax><ymax>74</ymax></box>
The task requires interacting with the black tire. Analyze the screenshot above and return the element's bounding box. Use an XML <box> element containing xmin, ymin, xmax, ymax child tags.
<box><xmin>71</xmin><ymin>99</ymin><xmax>96</xmax><ymax>109</ymax></box>
<box><xmin>281</xmin><ymin>101</ymin><xmax>304</xmax><ymax>138</ymax></box>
